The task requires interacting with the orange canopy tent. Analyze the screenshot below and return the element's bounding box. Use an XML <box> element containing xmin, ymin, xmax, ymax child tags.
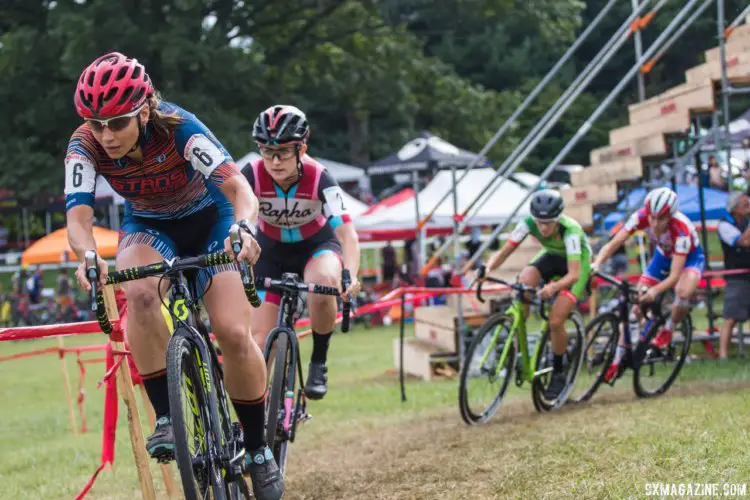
<box><xmin>21</xmin><ymin>226</ymin><xmax>119</xmax><ymax>266</ymax></box>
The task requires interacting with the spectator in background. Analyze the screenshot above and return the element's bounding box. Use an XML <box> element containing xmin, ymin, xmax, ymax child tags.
<box><xmin>27</xmin><ymin>266</ymin><xmax>43</xmax><ymax>305</ymax></box>
<box><xmin>381</xmin><ymin>241</ymin><xmax>397</xmax><ymax>283</ymax></box>
<box><xmin>56</xmin><ymin>267</ymin><xmax>75</xmax><ymax>321</ymax></box>
<box><xmin>466</xmin><ymin>226</ymin><xmax>482</xmax><ymax>260</ymax></box>
<box><xmin>708</xmin><ymin>155</ymin><xmax>727</xmax><ymax>191</ymax></box>
<box><xmin>717</xmin><ymin>192</ymin><xmax>750</xmax><ymax>360</ymax></box>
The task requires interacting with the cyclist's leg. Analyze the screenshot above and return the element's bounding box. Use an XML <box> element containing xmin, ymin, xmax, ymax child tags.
<box><xmin>117</xmin><ymin>222</ymin><xmax>176</xmax><ymax>456</ymax></box>
<box><xmin>518</xmin><ymin>251</ymin><xmax>544</xmax><ymax>317</ymax></box>
<box><xmin>302</xmin><ymin>240</ymin><xmax>343</xmax><ymax>400</ymax></box>
<box><xmin>200</xmin><ymin>216</ymin><xmax>283</xmax><ymax>498</ymax></box>
<box><xmin>665</xmin><ymin>248</ymin><xmax>704</xmax><ymax>334</ymax></box>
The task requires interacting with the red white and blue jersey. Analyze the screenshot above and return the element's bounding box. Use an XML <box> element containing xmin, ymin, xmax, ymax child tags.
<box><xmin>64</xmin><ymin>101</ymin><xmax>238</xmax><ymax>220</ymax></box>
<box><xmin>242</xmin><ymin>155</ymin><xmax>352</xmax><ymax>243</ymax></box>
<box><xmin>623</xmin><ymin>208</ymin><xmax>701</xmax><ymax>257</ymax></box>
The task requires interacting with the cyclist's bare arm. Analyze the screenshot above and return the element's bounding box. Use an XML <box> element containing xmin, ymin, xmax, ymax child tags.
<box><xmin>335</xmin><ymin>223</ymin><xmax>360</xmax><ymax>278</ymax></box>
<box><xmin>66</xmin><ymin>205</ymin><xmax>97</xmax><ymax>260</ymax></box>
<box><xmin>593</xmin><ymin>230</ymin><xmax>629</xmax><ymax>269</ymax></box>
<box><xmin>549</xmin><ymin>259</ymin><xmax>581</xmax><ymax>293</ymax></box>
<box><xmin>486</xmin><ymin>241</ymin><xmax>517</xmax><ymax>273</ymax></box>
<box><xmin>650</xmin><ymin>253</ymin><xmax>687</xmax><ymax>296</ymax></box>
<box><xmin>219</xmin><ymin>174</ymin><xmax>259</xmax><ymax>223</ymax></box>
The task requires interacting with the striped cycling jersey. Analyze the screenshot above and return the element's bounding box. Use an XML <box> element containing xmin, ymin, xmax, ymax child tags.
<box><xmin>623</xmin><ymin>208</ymin><xmax>701</xmax><ymax>257</ymax></box>
<box><xmin>64</xmin><ymin>101</ymin><xmax>237</xmax><ymax>220</ymax></box>
<box><xmin>242</xmin><ymin>155</ymin><xmax>352</xmax><ymax>243</ymax></box>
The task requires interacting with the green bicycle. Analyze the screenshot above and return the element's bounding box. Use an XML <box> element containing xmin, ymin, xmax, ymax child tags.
<box><xmin>458</xmin><ymin>276</ymin><xmax>584</xmax><ymax>425</ymax></box>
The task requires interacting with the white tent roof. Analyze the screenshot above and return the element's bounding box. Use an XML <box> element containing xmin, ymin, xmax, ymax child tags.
<box><xmin>356</xmin><ymin>168</ymin><xmax>530</xmax><ymax>228</ymax></box>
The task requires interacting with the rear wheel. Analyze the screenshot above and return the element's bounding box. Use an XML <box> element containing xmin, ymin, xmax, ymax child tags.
<box><xmin>458</xmin><ymin>313</ymin><xmax>516</xmax><ymax>425</ymax></box>
<box><xmin>168</xmin><ymin>333</ymin><xmax>227</xmax><ymax>500</ymax></box>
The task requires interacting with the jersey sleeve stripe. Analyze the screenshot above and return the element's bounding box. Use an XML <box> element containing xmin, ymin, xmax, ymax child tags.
<box><xmin>66</xmin><ymin>193</ymin><xmax>95</xmax><ymax>210</ymax></box>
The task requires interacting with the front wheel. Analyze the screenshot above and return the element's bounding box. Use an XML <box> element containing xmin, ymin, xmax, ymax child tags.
<box><xmin>567</xmin><ymin>313</ymin><xmax>619</xmax><ymax>403</ymax></box>
<box><xmin>633</xmin><ymin>314</ymin><xmax>692</xmax><ymax>398</ymax></box>
<box><xmin>265</xmin><ymin>331</ymin><xmax>292</xmax><ymax>473</ymax></box>
<box><xmin>458</xmin><ymin>313</ymin><xmax>516</xmax><ymax>425</ymax></box>
<box><xmin>167</xmin><ymin>333</ymin><xmax>227</xmax><ymax>500</ymax></box>
<box><xmin>532</xmin><ymin>312</ymin><xmax>584</xmax><ymax>412</ymax></box>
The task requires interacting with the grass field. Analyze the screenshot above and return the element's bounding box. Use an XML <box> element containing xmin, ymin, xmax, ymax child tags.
<box><xmin>0</xmin><ymin>323</ymin><xmax>749</xmax><ymax>499</ymax></box>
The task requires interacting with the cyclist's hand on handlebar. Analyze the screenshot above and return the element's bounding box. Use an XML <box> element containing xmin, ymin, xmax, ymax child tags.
<box><xmin>590</xmin><ymin>261</ymin><xmax>600</xmax><ymax>275</ymax></box>
<box><xmin>639</xmin><ymin>286</ymin><xmax>659</xmax><ymax>304</ymax></box>
<box><xmin>538</xmin><ymin>283</ymin><xmax>557</xmax><ymax>300</ymax></box>
<box><xmin>224</xmin><ymin>225</ymin><xmax>261</xmax><ymax>265</ymax></box>
<box><xmin>75</xmin><ymin>253</ymin><xmax>108</xmax><ymax>291</ymax></box>
<box><xmin>341</xmin><ymin>275</ymin><xmax>361</xmax><ymax>302</ymax></box>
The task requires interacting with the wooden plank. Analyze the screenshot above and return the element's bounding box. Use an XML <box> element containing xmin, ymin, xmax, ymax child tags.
<box><xmin>628</xmin><ymin>84</ymin><xmax>714</xmax><ymax>125</ymax></box>
<box><xmin>686</xmin><ymin>53</ymin><xmax>750</xmax><ymax>84</ymax></box>
<box><xmin>414</xmin><ymin>321</ymin><xmax>456</xmax><ymax>352</ymax></box>
<box><xmin>414</xmin><ymin>305</ymin><xmax>487</xmax><ymax>330</ymax></box>
<box><xmin>571</xmin><ymin>157</ymin><xmax>643</xmax><ymax>186</ymax></box>
<box><xmin>393</xmin><ymin>337</ymin><xmax>443</xmax><ymax>381</ymax></box>
<box><xmin>627</xmin><ymin>83</ymin><xmax>700</xmax><ymax>116</ymax></box>
<box><xmin>560</xmin><ymin>183</ymin><xmax>618</xmax><ymax>206</ymax></box>
<box><xmin>590</xmin><ymin>136</ymin><xmax>666</xmax><ymax>165</ymax></box>
<box><xmin>705</xmin><ymin>39</ymin><xmax>750</xmax><ymax>62</ymax></box>
<box><xmin>565</xmin><ymin>203</ymin><xmax>594</xmax><ymax>228</ymax></box>
<box><xmin>610</xmin><ymin>110</ymin><xmax>691</xmax><ymax>144</ymax></box>
<box><xmin>725</xmin><ymin>22</ymin><xmax>750</xmax><ymax>42</ymax></box>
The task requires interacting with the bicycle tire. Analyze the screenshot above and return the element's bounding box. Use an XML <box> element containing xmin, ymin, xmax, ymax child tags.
<box><xmin>167</xmin><ymin>333</ymin><xmax>227</xmax><ymax>500</ymax></box>
<box><xmin>266</xmin><ymin>331</ymin><xmax>291</xmax><ymax>464</ymax></box>
<box><xmin>568</xmin><ymin>313</ymin><xmax>619</xmax><ymax>403</ymax></box>
<box><xmin>532</xmin><ymin>312</ymin><xmax>584</xmax><ymax>412</ymax></box>
<box><xmin>458</xmin><ymin>313</ymin><xmax>516</xmax><ymax>425</ymax></box>
<box><xmin>633</xmin><ymin>314</ymin><xmax>692</xmax><ymax>398</ymax></box>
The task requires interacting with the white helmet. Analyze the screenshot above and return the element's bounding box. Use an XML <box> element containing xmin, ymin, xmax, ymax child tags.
<box><xmin>645</xmin><ymin>187</ymin><xmax>679</xmax><ymax>217</ymax></box>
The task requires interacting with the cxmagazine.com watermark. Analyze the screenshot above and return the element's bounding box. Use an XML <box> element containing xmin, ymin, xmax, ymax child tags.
<box><xmin>645</xmin><ymin>482</ymin><xmax>747</xmax><ymax>497</ymax></box>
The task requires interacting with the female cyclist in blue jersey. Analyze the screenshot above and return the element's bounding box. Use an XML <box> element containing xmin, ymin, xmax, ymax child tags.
<box><xmin>65</xmin><ymin>52</ymin><xmax>282</xmax><ymax>500</ymax></box>
<box><xmin>241</xmin><ymin>105</ymin><xmax>361</xmax><ymax>401</ymax></box>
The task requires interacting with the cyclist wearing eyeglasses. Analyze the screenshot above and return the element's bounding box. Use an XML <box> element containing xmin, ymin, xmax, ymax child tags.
<box><xmin>478</xmin><ymin>189</ymin><xmax>591</xmax><ymax>399</ymax></box>
<box><xmin>241</xmin><ymin>105</ymin><xmax>361</xmax><ymax>401</ymax></box>
<box><xmin>65</xmin><ymin>52</ymin><xmax>282</xmax><ymax>500</ymax></box>
<box><xmin>593</xmin><ymin>187</ymin><xmax>704</xmax><ymax>382</ymax></box>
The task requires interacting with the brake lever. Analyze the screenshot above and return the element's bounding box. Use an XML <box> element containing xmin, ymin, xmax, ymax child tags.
<box><xmin>84</xmin><ymin>250</ymin><xmax>98</xmax><ymax>312</ymax></box>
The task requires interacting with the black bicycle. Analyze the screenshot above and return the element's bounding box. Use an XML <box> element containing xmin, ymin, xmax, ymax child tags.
<box><xmin>259</xmin><ymin>270</ymin><xmax>352</xmax><ymax>475</ymax></box>
<box><xmin>86</xmin><ymin>228</ymin><xmax>261</xmax><ymax>500</ymax></box>
<box><xmin>571</xmin><ymin>271</ymin><xmax>692</xmax><ymax>402</ymax></box>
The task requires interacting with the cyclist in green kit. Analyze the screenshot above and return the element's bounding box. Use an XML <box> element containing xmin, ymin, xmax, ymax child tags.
<box><xmin>477</xmin><ymin>189</ymin><xmax>591</xmax><ymax>399</ymax></box>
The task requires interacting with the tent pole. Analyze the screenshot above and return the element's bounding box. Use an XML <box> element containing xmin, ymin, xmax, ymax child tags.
<box><xmin>694</xmin><ymin>149</ymin><xmax>716</xmax><ymax>337</ymax></box>
<box><xmin>412</xmin><ymin>171</ymin><xmax>425</xmax><ymax>272</ymax></box>
<box><xmin>451</xmin><ymin>164</ymin><xmax>465</xmax><ymax>368</ymax></box>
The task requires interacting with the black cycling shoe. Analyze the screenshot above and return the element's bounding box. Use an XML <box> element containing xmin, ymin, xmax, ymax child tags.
<box><xmin>146</xmin><ymin>415</ymin><xmax>175</xmax><ymax>462</ymax></box>
<box><xmin>304</xmin><ymin>362</ymin><xmax>328</xmax><ymax>400</ymax></box>
<box><xmin>245</xmin><ymin>446</ymin><xmax>284</xmax><ymax>500</ymax></box>
<box><xmin>544</xmin><ymin>372</ymin><xmax>568</xmax><ymax>401</ymax></box>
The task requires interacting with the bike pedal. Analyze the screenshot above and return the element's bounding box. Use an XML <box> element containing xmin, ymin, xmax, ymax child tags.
<box><xmin>533</xmin><ymin>366</ymin><xmax>553</xmax><ymax>379</ymax></box>
<box><xmin>155</xmin><ymin>452</ymin><xmax>175</xmax><ymax>464</ymax></box>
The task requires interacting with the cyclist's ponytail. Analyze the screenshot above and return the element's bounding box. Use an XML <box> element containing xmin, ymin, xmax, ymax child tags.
<box><xmin>146</xmin><ymin>92</ymin><xmax>183</xmax><ymax>135</ymax></box>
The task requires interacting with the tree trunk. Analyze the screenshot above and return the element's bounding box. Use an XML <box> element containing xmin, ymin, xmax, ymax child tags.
<box><xmin>347</xmin><ymin>108</ymin><xmax>370</xmax><ymax>167</ymax></box>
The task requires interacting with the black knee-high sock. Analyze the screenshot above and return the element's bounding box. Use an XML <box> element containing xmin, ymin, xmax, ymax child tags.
<box><xmin>310</xmin><ymin>331</ymin><xmax>333</xmax><ymax>364</ymax></box>
<box><xmin>232</xmin><ymin>395</ymin><xmax>267</xmax><ymax>451</ymax></box>
<box><xmin>142</xmin><ymin>369</ymin><xmax>170</xmax><ymax>418</ymax></box>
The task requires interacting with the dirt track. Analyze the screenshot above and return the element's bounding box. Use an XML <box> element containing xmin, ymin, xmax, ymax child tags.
<box><xmin>284</xmin><ymin>380</ymin><xmax>750</xmax><ymax>500</ymax></box>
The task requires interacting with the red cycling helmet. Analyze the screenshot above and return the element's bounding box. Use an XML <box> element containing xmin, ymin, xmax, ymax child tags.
<box><xmin>74</xmin><ymin>52</ymin><xmax>153</xmax><ymax>119</ymax></box>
